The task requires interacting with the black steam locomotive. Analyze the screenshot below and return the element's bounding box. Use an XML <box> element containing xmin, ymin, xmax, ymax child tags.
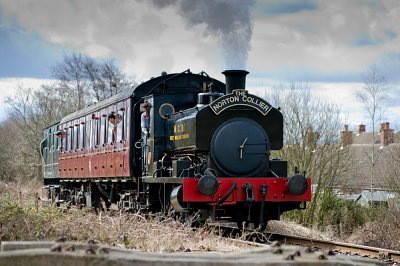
<box><xmin>41</xmin><ymin>69</ymin><xmax>311</xmax><ymax>227</ymax></box>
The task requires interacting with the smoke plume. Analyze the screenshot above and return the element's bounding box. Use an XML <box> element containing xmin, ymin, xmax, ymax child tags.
<box><xmin>151</xmin><ymin>0</ymin><xmax>255</xmax><ymax>70</ymax></box>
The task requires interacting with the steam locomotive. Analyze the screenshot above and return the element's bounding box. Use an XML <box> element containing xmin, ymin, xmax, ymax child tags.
<box><xmin>40</xmin><ymin>69</ymin><xmax>311</xmax><ymax>227</ymax></box>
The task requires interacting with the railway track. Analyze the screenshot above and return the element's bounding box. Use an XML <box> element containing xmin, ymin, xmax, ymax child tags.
<box><xmin>0</xmin><ymin>239</ymin><xmax>388</xmax><ymax>265</ymax></box>
<box><xmin>57</xmin><ymin>203</ymin><xmax>400</xmax><ymax>264</ymax></box>
<box><xmin>209</xmin><ymin>223</ymin><xmax>400</xmax><ymax>264</ymax></box>
<box><xmin>271</xmin><ymin>233</ymin><xmax>400</xmax><ymax>263</ymax></box>
<box><xmin>42</xmin><ymin>203</ymin><xmax>398</xmax><ymax>264</ymax></box>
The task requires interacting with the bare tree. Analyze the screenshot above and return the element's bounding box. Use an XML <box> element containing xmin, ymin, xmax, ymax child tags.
<box><xmin>355</xmin><ymin>64</ymin><xmax>388</xmax><ymax>195</ymax></box>
<box><xmin>52</xmin><ymin>53</ymin><xmax>88</xmax><ymax>110</ymax></box>
<box><xmin>268</xmin><ymin>82</ymin><xmax>351</xmax><ymax>225</ymax></box>
<box><xmin>5</xmin><ymin>86</ymin><xmax>48</xmax><ymax>180</ymax></box>
<box><xmin>99</xmin><ymin>59</ymin><xmax>133</xmax><ymax>99</ymax></box>
<box><xmin>356</xmin><ymin>64</ymin><xmax>388</xmax><ymax>132</ymax></box>
<box><xmin>52</xmin><ymin>53</ymin><xmax>135</xmax><ymax>109</ymax></box>
<box><xmin>4</xmin><ymin>82</ymin><xmax>75</xmax><ymax>180</ymax></box>
<box><xmin>0</xmin><ymin>120</ymin><xmax>26</xmax><ymax>181</ymax></box>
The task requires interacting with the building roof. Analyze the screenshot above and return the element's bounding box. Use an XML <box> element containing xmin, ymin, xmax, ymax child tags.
<box><xmin>339</xmin><ymin>129</ymin><xmax>400</xmax><ymax>191</ymax></box>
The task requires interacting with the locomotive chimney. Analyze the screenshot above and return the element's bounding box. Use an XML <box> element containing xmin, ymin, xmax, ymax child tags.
<box><xmin>222</xmin><ymin>70</ymin><xmax>249</xmax><ymax>94</ymax></box>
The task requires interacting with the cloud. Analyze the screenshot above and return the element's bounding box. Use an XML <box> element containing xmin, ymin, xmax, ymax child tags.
<box><xmin>257</xmin><ymin>0</ymin><xmax>318</xmax><ymax>16</ymax></box>
<box><xmin>0</xmin><ymin>0</ymin><xmax>399</xmax><ymax>85</ymax></box>
<box><xmin>249</xmin><ymin>0</ymin><xmax>400</xmax><ymax>83</ymax></box>
<box><xmin>372</xmin><ymin>53</ymin><xmax>400</xmax><ymax>82</ymax></box>
<box><xmin>0</xmin><ymin>12</ymin><xmax>66</xmax><ymax>78</ymax></box>
<box><xmin>0</xmin><ymin>78</ymin><xmax>54</xmax><ymax>121</ymax></box>
<box><xmin>355</xmin><ymin>0</ymin><xmax>385</xmax><ymax>10</ymax></box>
<box><xmin>352</xmin><ymin>32</ymin><xmax>384</xmax><ymax>47</ymax></box>
<box><xmin>250</xmin><ymin>67</ymin><xmax>362</xmax><ymax>83</ymax></box>
<box><xmin>384</xmin><ymin>30</ymin><xmax>397</xmax><ymax>40</ymax></box>
<box><xmin>0</xmin><ymin>0</ymin><xmax>225</xmax><ymax>80</ymax></box>
<box><xmin>330</xmin><ymin>13</ymin><xmax>346</xmax><ymax>30</ymax></box>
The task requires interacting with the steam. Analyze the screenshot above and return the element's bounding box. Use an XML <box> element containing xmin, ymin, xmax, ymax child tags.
<box><xmin>150</xmin><ymin>0</ymin><xmax>255</xmax><ymax>69</ymax></box>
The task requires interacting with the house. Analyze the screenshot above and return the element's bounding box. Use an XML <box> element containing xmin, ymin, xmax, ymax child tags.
<box><xmin>337</xmin><ymin>122</ymin><xmax>400</xmax><ymax>204</ymax></box>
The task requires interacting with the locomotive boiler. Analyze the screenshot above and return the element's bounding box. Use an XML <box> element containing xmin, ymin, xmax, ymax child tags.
<box><xmin>41</xmin><ymin>69</ymin><xmax>311</xmax><ymax>228</ymax></box>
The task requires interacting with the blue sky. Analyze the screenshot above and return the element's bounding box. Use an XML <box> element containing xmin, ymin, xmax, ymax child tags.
<box><xmin>0</xmin><ymin>0</ymin><xmax>399</xmax><ymax>129</ymax></box>
<box><xmin>0</xmin><ymin>21</ymin><xmax>66</xmax><ymax>78</ymax></box>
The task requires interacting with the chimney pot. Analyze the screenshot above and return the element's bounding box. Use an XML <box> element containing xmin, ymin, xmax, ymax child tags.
<box><xmin>340</xmin><ymin>126</ymin><xmax>353</xmax><ymax>147</ymax></box>
<box><xmin>384</xmin><ymin>122</ymin><xmax>390</xmax><ymax>129</ymax></box>
<box><xmin>357</xmin><ymin>124</ymin><xmax>366</xmax><ymax>134</ymax></box>
<box><xmin>380</xmin><ymin>121</ymin><xmax>394</xmax><ymax>145</ymax></box>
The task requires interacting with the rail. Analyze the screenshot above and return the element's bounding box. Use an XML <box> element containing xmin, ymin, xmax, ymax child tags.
<box><xmin>271</xmin><ymin>233</ymin><xmax>400</xmax><ymax>263</ymax></box>
<box><xmin>208</xmin><ymin>223</ymin><xmax>399</xmax><ymax>264</ymax></box>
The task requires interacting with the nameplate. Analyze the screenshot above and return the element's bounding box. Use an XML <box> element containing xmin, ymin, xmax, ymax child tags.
<box><xmin>209</xmin><ymin>90</ymin><xmax>272</xmax><ymax>115</ymax></box>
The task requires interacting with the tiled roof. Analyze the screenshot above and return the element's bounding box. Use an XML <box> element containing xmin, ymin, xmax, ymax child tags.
<box><xmin>352</xmin><ymin>132</ymin><xmax>380</xmax><ymax>145</ymax></box>
<box><xmin>339</xmin><ymin>143</ymin><xmax>400</xmax><ymax>190</ymax></box>
<box><xmin>395</xmin><ymin>132</ymin><xmax>400</xmax><ymax>143</ymax></box>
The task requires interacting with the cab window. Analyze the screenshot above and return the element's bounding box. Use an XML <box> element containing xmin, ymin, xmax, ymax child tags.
<box><xmin>124</xmin><ymin>107</ymin><xmax>129</xmax><ymax>141</ymax></box>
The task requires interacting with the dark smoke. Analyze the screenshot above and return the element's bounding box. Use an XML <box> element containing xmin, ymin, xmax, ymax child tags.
<box><xmin>150</xmin><ymin>0</ymin><xmax>255</xmax><ymax>69</ymax></box>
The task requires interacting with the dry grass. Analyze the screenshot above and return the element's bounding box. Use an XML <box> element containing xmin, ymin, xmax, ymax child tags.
<box><xmin>7</xmin><ymin>180</ymin><xmax>376</xmax><ymax>252</ymax></box>
<box><xmin>266</xmin><ymin>220</ymin><xmax>332</xmax><ymax>241</ymax></box>
<box><xmin>0</xmin><ymin>181</ymin><xmax>252</xmax><ymax>253</ymax></box>
<box><xmin>40</xmin><ymin>210</ymin><xmax>251</xmax><ymax>252</ymax></box>
<box><xmin>346</xmin><ymin>207</ymin><xmax>400</xmax><ymax>250</ymax></box>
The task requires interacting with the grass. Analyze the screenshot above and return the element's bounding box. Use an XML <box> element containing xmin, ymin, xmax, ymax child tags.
<box><xmin>3</xmin><ymin>180</ymin><xmax>399</xmax><ymax>252</ymax></box>
<box><xmin>345</xmin><ymin>206</ymin><xmax>400</xmax><ymax>250</ymax></box>
<box><xmin>0</xmin><ymin>181</ymin><xmax>251</xmax><ymax>253</ymax></box>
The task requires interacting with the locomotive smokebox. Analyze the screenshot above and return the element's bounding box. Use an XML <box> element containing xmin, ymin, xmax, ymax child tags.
<box><xmin>222</xmin><ymin>70</ymin><xmax>249</xmax><ymax>94</ymax></box>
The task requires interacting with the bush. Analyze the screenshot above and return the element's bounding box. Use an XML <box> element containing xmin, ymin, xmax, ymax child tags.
<box><xmin>348</xmin><ymin>205</ymin><xmax>400</xmax><ymax>250</ymax></box>
<box><xmin>0</xmin><ymin>183</ymin><xmax>249</xmax><ymax>252</ymax></box>
<box><xmin>0</xmin><ymin>192</ymin><xmax>63</xmax><ymax>241</ymax></box>
<box><xmin>283</xmin><ymin>193</ymin><xmax>368</xmax><ymax>238</ymax></box>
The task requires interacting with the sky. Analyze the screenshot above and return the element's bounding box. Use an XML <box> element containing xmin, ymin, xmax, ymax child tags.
<box><xmin>0</xmin><ymin>0</ymin><xmax>400</xmax><ymax>131</ymax></box>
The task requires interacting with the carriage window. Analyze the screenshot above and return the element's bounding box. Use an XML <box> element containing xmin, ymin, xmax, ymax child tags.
<box><xmin>86</xmin><ymin>120</ymin><xmax>91</xmax><ymax>148</ymax></box>
<box><xmin>53</xmin><ymin>132</ymin><xmax>58</xmax><ymax>152</ymax></box>
<box><xmin>53</xmin><ymin>132</ymin><xmax>58</xmax><ymax>162</ymax></box>
<box><xmin>68</xmin><ymin>127</ymin><xmax>73</xmax><ymax>151</ymax></box>
<box><xmin>48</xmin><ymin>129</ymin><xmax>53</xmax><ymax>151</ymax></box>
<box><xmin>58</xmin><ymin>132</ymin><xmax>63</xmax><ymax>152</ymax></box>
<box><xmin>79</xmin><ymin>123</ymin><xmax>85</xmax><ymax>149</ymax></box>
<box><xmin>100</xmin><ymin>116</ymin><xmax>106</xmax><ymax>145</ymax></box>
<box><xmin>93</xmin><ymin>119</ymin><xmax>98</xmax><ymax>147</ymax></box>
<box><xmin>108</xmin><ymin>114</ymin><xmax>115</xmax><ymax>143</ymax></box>
<box><xmin>63</xmin><ymin>129</ymin><xmax>68</xmax><ymax>152</ymax></box>
<box><xmin>117</xmin><ymin>111</ymin><xmax>123</xmax><ymax>142</ymax></box>
<box><xmin>73</xmin><ymin>126</ymin><xmax>78</xmax><ymax>150</ymax></box>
